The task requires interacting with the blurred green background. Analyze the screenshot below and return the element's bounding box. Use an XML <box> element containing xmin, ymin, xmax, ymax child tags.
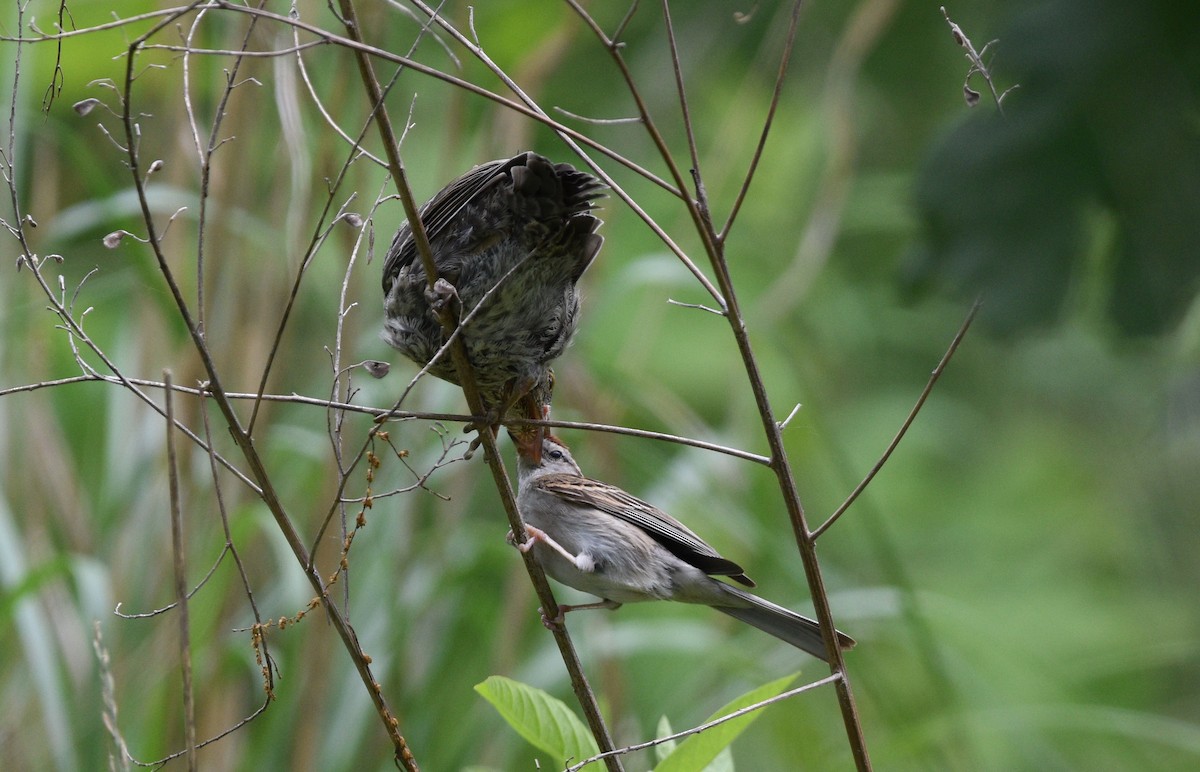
<box><xmin>2</xmin><ymin>0</ymin><xmax>1198</xmax><ymax>769</ymax></box>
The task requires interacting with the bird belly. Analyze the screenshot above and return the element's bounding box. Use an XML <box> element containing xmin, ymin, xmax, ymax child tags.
<box><xmin>523</xmin><ymin>503</ymin><xmax>677</xmax><ymax>604</ymax></box>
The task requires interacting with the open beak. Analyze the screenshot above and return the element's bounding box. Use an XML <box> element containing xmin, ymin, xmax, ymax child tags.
<box><xmin>510</xmin><ymin>396</ymin><xmax>548</xmax><ymax>463</ymax></box>
<box><xmin>510</xmin><ymin>426</ymin><xmax>542</xmax><ymax>463</ymax></box>
<box><xmin>524</xmin><ymin>414</ymin><xmax>546</xmax><ymax>466</ymax></box>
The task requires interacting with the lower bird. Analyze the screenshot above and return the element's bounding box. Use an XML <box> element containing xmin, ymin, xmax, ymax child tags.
<box><xmin>511</xmin><ymin>435</ymin><xmax>856</xmax><ymax>662</ymax></box>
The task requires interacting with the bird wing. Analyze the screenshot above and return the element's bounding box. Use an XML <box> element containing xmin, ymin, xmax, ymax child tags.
<box><xmin>532</xmin><ymin>474</ymin><xmax>755</xmax><ymax>586</ymax></box>
<box><xmin>381</xmin><ymin>155</ymin><xmax>516</xmax><ymax>293</ymax></box>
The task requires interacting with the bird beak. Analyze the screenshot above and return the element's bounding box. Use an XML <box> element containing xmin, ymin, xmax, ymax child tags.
<box><xmin>510</xmin><ymin>427</ymin><xmax>542</xmax><ymax>464</ymax></box>
<box><xmin>508</xmin><ymin>405</ymin><xmax>545</xmax><ymax>464</ymax></box>
<box><xmin>518</xmin><ymin>395</ymin><xmax>550</xmax><ymax>464</ymax></box>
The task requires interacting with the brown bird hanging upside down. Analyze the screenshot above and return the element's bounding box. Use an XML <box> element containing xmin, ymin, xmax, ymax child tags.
<box><xmin>382</xmin><ymin>152</ymin><xmax>606</xmax><ymax>458</ymax></box>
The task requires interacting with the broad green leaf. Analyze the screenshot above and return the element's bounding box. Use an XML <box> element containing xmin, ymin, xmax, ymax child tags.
<box><xmin>655</xmin><ymin>673</ymin><xmax>800</xmax><ymax>772</ymax></box>
<box><xmin>475</xmin><ymin>675</ymin><xmax>601</xmax><ymax>770</ymax></box>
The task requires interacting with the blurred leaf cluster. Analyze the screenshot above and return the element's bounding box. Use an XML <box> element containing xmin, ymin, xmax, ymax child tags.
<box><xmin>1</xmin><ymin>1</ymin><xmax>1198</xmax><ymax>770</ymax></box>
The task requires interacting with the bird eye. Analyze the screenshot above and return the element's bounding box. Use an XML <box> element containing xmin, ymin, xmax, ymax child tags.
<box><xmin>548</xmin><ymin>449</ymin><xmax>563</xmax><ymax>461</ymax></box>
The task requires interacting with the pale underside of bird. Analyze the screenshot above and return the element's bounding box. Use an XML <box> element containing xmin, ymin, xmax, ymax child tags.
<box><xmin>513</xmin><ymin>435</ymin><xmax>856</xmax><ymax>662</ymax></box>
<box><xmin>381</xmin><ymin>152</ymin><xmax>606</xmax><ymax>438</ymax></box>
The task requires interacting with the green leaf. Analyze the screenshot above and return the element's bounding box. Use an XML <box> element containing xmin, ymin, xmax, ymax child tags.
<box><xmin>475</xmin><ymin>675</ymin><xmax>601</xmax><ymax>770</ymax></box>
<box><xmin>654</xmin><ymin>673</ymin><xmax>800</xmax><ymax>772</ymax></box>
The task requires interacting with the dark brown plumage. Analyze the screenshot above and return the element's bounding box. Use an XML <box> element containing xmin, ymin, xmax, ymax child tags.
<box><xmin>381</xmin><ymin>152</ymin><xmax>606</xmax><ymax>444</ymax></box>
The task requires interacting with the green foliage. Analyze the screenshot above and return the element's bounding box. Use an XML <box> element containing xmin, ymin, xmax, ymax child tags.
<box><xmin>477</xmin><ymin>673</ymin><xmax>799</xmax><ymax>771</ymax></box>
<box><xmin>476</xmin><ymin>675</ymin><xmax>601</xmax><ymax>770</ymax></box>
<box><xmin>1</xmin><ymin>1</ymin><xmax>1199</xmax><ymax>770</ymax></box>
<box><xmin>654</xmin><ymin>673</ymin><xmax>798</xmax><ymax>772</ymax></box>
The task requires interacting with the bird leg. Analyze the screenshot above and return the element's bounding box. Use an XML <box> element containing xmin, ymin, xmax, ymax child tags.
<box><xmin>507</xmin><ymin>526</ymin><xmax>623</xmax><ymax>628</ymax></box>
<box><xmin>510</xmin><ymin>524</ymin><xmax>596</xmax><ymax>571</ymax></box>
<box><xmin>538</xmin><ymin>599</ymin><xmax>623</xmax><ymax>629</ymax></box>
<box><xmin>462</xmin><ymin>426</ymin><xmax>496</xmax><ymax>461</ymax></box>
<box><xmin>425</xmin><ymin>277</ymin><xmax>461</xmax><ymax>320</ymax></box>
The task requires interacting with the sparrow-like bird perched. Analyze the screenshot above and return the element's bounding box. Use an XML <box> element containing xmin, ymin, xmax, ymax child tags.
<box><xmin>512</xmin><ymin>435</ymin><xmax>856</xmax><ymax>662</ymax></box>
<box><xmin>381</xmin><ymin>152</ymin><xmax>606</xmax><ymax>454</ymax></box>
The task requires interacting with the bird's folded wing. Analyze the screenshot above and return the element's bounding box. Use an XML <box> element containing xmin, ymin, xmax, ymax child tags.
<box><xmin>382</xmin><ymin>156</ymin><xmax>512</xmax><ymax>287</ymax></box>
<box><xmin>532</xmin><ymin>474</ymin><xmax>754</xmax><ymax>585</ymax></box>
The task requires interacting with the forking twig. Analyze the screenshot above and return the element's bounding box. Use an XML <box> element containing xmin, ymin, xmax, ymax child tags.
<box><xmin>566</xmin><ymin>1</ymin><xmax>873</xmax><ymax>767</ymax></box>
<box><xmin>941</xmin><ymin>6</ymin><xmax>1018</xmax><ymax>113</ymax></box>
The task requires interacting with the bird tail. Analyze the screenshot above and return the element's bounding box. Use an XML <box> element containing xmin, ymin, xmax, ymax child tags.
<box><xmin>713</xmin><ymin>585</ymin><xmax>855</xmax><ymax>663</ymax></box>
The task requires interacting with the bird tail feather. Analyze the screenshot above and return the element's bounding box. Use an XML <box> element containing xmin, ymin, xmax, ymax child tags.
<box><xmin>713</xmin><ymin>585</ymin><xmax>855</xmax><ymax>663</ymax></box>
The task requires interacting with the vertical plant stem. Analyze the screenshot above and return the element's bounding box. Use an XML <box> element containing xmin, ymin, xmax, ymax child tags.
<box><xmin>163</xmin><ymin>371</ymin><xmax>197</xmax><ymax>772</ymax></box>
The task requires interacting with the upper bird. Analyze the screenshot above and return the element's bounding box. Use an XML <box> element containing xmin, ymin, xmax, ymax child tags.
<box><xmin>381</xmin><ymin>152</ymin><xmax>606</xmax><ymax>452</ymax></box>
<box><xmin>512</xmin><ymin>435</ymin><xmax>856</xmax><ymax>662</ymax></box>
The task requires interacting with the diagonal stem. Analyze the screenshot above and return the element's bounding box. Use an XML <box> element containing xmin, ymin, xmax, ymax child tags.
<box><xmin>334</xmin><ymin>1</ymin><xmax>622</xmax><ymax>767</ymax></box>
<box><xmin>813</xmin><ymin>299</ymin><xmax>980</xmax><ymax>538</ymax></box>
<box><xmin>720</xmin><ymin>0</ymin><xmax>803</xmax><ymax>243</ymax></box>
<box><xmin>571</xmin><ymin>0</ymin><xmax>872</xmax><ymax>767</ymax></box>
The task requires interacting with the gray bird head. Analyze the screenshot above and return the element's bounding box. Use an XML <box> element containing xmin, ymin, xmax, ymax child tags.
<box><xmin>514</xmin><ymin>435</ymin><xmax>582</xmax><ymax>481</ymax></box>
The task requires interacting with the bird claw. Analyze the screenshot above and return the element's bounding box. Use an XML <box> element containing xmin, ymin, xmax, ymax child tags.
<box><xmin>538</xmin><ymin>605</ymin><xmax>567</xmax><ymax>629</ymax></box>
<box><xmin>505</xmin><ymin>528</ymin><xmax>536</xmax><ymax>553</ymax></box>
<box><xmin>461</xmin><ymin>421</ymin><xmax>499</xmax><ymax>460</ymax></box>
<box><xmin>425</xmin><ymin>278</ymin><xmax>460</xmax><ymax>316</ymax></box>
<box><xmin>511</xmin><ymin>524</ymin><xmax>547</xmax><ymax>553</ymax></box>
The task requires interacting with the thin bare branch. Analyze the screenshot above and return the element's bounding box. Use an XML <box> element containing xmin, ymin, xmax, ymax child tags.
<box><xmin>190</xmin><ymin>0</ymin><xmax>268</xmax><ymax>332</ymax></box>
<box><xmin>119</xmin><ymin>685</ymin><xmax>272</xmax><ymax>767</ymax></box>
<box><xmin>777</xmin><ymin>402</ymin><xmax>803</xmax><ymax>431</ymax></box>
<box><xmin>666</xmin><ymin>298</ymin><xmax>727</xmax><ymax>317</ymax></box>
<box><xmin>661</xmin><ymin>1</ymin><xmax>705</xmax><ymax>212</ymax></box>
<box><xmin>813</xmin><ymin>299</ymin><xmax>980</xmax><ymax>539</ymax></box>
<box><xmin>563</xmin><ymin>0</ymin><xmax>727</xmax><ymax>305</ymax></box>
<box><xmin>720</xmin><ymin>0</ymin><xmax>803</xmax><ymax>243</ymax></box>
<box><xmin>112</xmin><ymin>9</ymin><xmax>410</xmax><ymax>763</ymax></box>
<box><xmin>758</xmin><ymin>0</ymin><xmax>898</xmax><ymax>323</ymax></box>
<box><xmin>113</xmin><ymin>546</ymin><xmax>229</xmax><ymax>619</ymax></box>
<box><xmin>552</xmin><ymin>105</ymin><xmax>642</xmax><ymax>125</ymax></box>
<box><xmin>566</xmin><ymin>1</ymin><xmax>873</xmax><ymax>765</ymax></box>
